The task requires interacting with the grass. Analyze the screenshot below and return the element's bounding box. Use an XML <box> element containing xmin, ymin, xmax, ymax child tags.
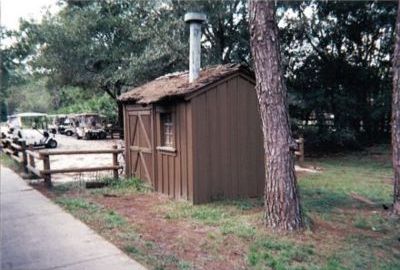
<box><xmin>88</xmin><ymin>177</ymin><xmax>153</xmax><ymax>196</ymax></box>
<box><xmin>247</xmin><ymin>237</ymin><xmax>316</xmax><ymax>270</ymax></box>
<box><xmin>0</xmin><ymin>152</ymin><xmax>23</xmax><ymax>172</ymax></box>
<box><xmin>14</xmin><ymin>145</ymin><xmax>400</xmax><ymax>269</ymax></box>
<box><xmin>51</xmin><ymin>180</ymin><xmax>191</xmax><ymax>269</ymax></box>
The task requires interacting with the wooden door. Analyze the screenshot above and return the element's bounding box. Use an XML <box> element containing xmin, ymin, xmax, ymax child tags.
<box><xmin>126</xmin><ymin>109</ymin><xmax>154</xmax><ymax>184</ymax></box>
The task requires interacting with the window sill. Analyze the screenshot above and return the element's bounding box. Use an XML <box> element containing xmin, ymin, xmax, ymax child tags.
<box><xmin>156</xmin><ymin>146</ymin><xmax>177</xmax><ymax>155</ymax></box>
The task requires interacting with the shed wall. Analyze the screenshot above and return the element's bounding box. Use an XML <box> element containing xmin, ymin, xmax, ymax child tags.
<box><xmin>191</xmin><ymin>75</ymin><xmax>264</xmax><ymax>204</ymax></box>
<box><xmin>154</xmin><ymin>102</ymin><xmax>194</xmax><ymax>201</ymax></box>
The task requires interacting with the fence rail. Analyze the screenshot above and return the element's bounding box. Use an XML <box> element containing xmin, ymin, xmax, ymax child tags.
<box><xmin>2</xmin><ymin>136</ymin><xmax>305</xmax><ymax>186</ymax></box>
<box><xmin>1</xmin><ymin>138</ymin><xmax>123</xmax><ymax>186</ymax></box>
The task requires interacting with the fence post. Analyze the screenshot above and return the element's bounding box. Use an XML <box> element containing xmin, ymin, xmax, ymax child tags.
<box><xmin>112</xmin><ymin>145</ymin><xmax>119</xmax><ymax>179</ymax></box>
<box><xmin>40</xmin><ymin>151</ymin><xmax>52</xmax><ymax>187</ymax></box>
<box><xmin>298</xmin><ymin>137</ymin><xmax>305</xmax><ymax>166</ymax></box>
<box><xmin>20</xmin><ymin>140</ymin><xmax>28</xmax><ymax>173</ymax></box>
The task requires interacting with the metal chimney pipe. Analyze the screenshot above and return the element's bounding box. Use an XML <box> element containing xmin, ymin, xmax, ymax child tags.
<box><xmin>184</xmin><ymin>12</ymin><xmax>206</xmax><ymax>83</ymax></box>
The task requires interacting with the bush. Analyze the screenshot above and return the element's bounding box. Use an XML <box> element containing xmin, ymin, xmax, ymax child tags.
<box><xmin>56</xmin><ymin>92</ymin><xmax>117</xmax><ymax>123</ymax></box>
<box><xmin>301</xmin><ymin>126</ymin><xmax>361</xmax><ymax>154</ymax></box>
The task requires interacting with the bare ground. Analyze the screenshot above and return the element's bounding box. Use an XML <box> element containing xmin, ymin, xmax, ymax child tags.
<box><xmin>32</xmin><ymin>135</ymin><xmax>123</xmax><ymax>183</ymax></box>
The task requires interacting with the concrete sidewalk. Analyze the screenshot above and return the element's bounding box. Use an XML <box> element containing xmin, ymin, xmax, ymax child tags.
<box><xmin>0</xmin><ymin>166</ymin><xmax>146</xmax><ymax>270</ymax></box>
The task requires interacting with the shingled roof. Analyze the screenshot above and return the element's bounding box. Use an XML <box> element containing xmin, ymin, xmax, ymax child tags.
<box><xmin>118</xmin><ymin>64</ymin><xmax>254</xmax><ymax>104</ymax></box>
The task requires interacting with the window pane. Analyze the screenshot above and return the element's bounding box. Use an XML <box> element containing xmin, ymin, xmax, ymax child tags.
<box><xmin>161</xmin><ymin>112</ymin><xmax>174</xmax><ymax>147</ymax></box>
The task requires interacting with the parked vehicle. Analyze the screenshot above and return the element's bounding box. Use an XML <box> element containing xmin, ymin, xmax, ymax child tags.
<box><xmin>48</xmin><ymin>114</ymin><xmax>65</xmax><ymax>134</ymax></box>
<box><xmin>75</xmin><ymin>113</ymin><xmax>107</xmax><ymax>140</ymax></box>
<box><xmin>4</xmin><ymin>112</ymin><xmax>58</xmax><ymax>148</ymax></box>
<box><xmin>55</xmin><ymin>114</ymin><xmax>76</xmax><ymax>136</ymax></box>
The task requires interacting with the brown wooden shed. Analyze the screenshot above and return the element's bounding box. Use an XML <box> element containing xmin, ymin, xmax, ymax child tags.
<box><xmin>118</xmin><ymin>64</ymin><xmax>264</xmax><ymax>204</ymax></box>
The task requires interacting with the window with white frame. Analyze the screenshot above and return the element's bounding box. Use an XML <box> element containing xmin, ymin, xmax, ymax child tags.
<box><xmin>160</xmin><ymin>112</ymin><xmax>174</xmax><ymax>147</ymax></box>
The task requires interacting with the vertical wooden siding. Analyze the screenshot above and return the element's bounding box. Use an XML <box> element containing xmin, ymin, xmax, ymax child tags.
<box><xmin>154</xmin><ymin>102</ymin><xmax>194</xmax><ymax>201</ymax></box>
<box><xmin>191</xmin><ymin>75</ymin><xmax>264</xmax><ymax>204</ymax></box>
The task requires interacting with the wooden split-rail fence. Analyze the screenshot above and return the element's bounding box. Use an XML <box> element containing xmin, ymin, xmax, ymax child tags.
<box><xmin>1</xmin><ymin>138</ymin><xmax>124</xmax><ymax>186</ymax></box>
<box><xmin>1</xmin><ymin>137</ymin><xmax>305</xmax><ymax>186</ymax></box>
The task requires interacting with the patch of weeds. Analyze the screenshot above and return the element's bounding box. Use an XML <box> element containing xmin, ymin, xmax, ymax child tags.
<box><xmin>125</xmin><ymin>240</ymin><xmax>192</xmax><ymax>270</ymax></box>
<box><xmin>90</xmin><ymin>177</ymin><xmax>153</xmax><ymax>196</ymax></box>
<box><xmin>55</xmin><ymin>197</ymin><xmax>99</xmax><ymax>213</ymax></box>
<box><xmin>118</xmin><ymin>231</ymin><xmax>139</xmax><ymax>242</ymax></box>
<box><xmin>164</xmin><ymin>201</ymin><xmax>258</xmax><ymax>240</ymax></box>
<box><xmin>144</xmin><ymin>240</ymin><xmax>155</xmax><ymax>249</ymax></box>
<box><xmin>247</xmin><ymin>237</ymin><xmax>316</xmax><ymax>270</ymax></box>
<box><xmin>334</xmin><ymin>233</ymin><xmax>400</xmax><ymax>269</ymax></box>
<box><xmin>124</xmin><ymin>245</ymin><xmax>141</xmax><ymax>255</ymax></box>
<box><xmin>324</xmin><ymin>256</ymin><xmax>346</xmax><ymax>270</ymax></box>
<box><xmin>378</xmin><ymin>260</ymin><xmax>400</xmax><ymax>270</ymax></box>
<box><xmin>220</xmin><ymin>220</ymin><xmax>256</xmax><ymax>240</ymax></box>
<box><xmin>223</xmin><ymin>198</ymin><xmax>263</xmax><ymax>211</ymax></box>
<box><xmin>1</xmin><ymin>153</ymin><xmax>22</xmax><ymax>172</ymax></box>
<box><xmin>104</xmin><ymin>210</ymin><xmax>127</xmax><ymax>229</ymax></box>
<box><xmin>353</xmin><ymin>216</ymin><xmax>369</xmax><ymax>229</ymax></box>
<box><xmin>178</xmin><ymin>260</ymin><xmax>194</xmax><ymax>270</ymax></box>
<box><xmin>109</xmin><ymin>177</ymin><xmax>152</xmax><ymax>192</ymax></box>
<box><xmin>164</xmin><ymin>202</ymin><xmax>226</xmax><ymax>225</ymax></box>
<box><xmin>190</xmin><ymin>207</ymin><xmax>226</xmax><ymax>224</ymax></box>
<box><xmin>301</xmin><ymin>187</ymin><xmax>353</xmax><ymax>216</ymax></box>
<box><xmin>52</xmin><ymin>182</ymin><xmax>84</xmax><ymax>195</ymax></box>
<box><xmin>353</xmin><ymin>213</ymin><xmax>390</xmax><ymax>233</ymax></box>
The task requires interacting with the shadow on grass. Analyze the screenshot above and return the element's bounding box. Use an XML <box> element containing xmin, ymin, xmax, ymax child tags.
<box><xmin>301</xmin><ymin>188</ymin><xmax>355</xmax><ymax>214</ymax></box>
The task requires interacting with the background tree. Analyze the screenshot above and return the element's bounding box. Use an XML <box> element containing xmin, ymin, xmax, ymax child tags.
<box><xmin>14</xmin><ymin>0</ymin><xmax>251</xmax><ymax>124</ymax></box>
<box><xmin>2</xmin><ymin>0</ymin><xmax>397</xmax><ymax>155</ymax></box>
<box><xmin>283</xmin><ymin>1</ymin><xmax>396</xmax><ymax>151</ymax></box>
<box><xmin>0</xmin><ymin>26</ymin><xmax>36</xmax><ymax>120</ymax></box>
<box><xmin>392</xmin><ymin>0</ymin><xmax>400</xmax><ymax>215</ymax></box>
<box><xmin>249</xmin><ymin>0</ymin><xmax>303</xmax><ymax>230</ymax></box>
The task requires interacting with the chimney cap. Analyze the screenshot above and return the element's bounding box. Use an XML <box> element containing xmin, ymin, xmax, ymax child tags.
<box><xmin>184</xmin><ymin>12</ymin><xmax>206</xmax><ymax>23</ymax></box>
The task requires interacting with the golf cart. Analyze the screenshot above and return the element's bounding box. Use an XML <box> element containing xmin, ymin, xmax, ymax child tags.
<box><xmin>48</xmin><ymin>114</ymin><xmax>65</xmax><ymax>134</ymax></box>
<box><xmin>61</xmin><ymin>115</ymin><xmax>77</xmax><ymax>136</ymax></box>
<box><xmin>49</xmin><ymin>114</ymin><xmax>76</xmax><ymax>136</ymax></box>
<box><xmin>5</xmin><ymin>112</ymin><xmax>58</xmax><ymax>148</ymax></box>
<box><xmin>75</xmin><ymin>113</ymin><xmax>107</xmax><ymax>140</ymax></box>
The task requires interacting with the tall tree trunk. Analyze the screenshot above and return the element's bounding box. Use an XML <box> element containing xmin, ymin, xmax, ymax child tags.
<box><xmin>392</xmin><ymin>0</ymin><xmax>400</xmax><ymax>215</ymax></box>
<box><xmin>249</xmin><ymin>0</ymin><xmax>303</xmax><ymax>230</ymax></box>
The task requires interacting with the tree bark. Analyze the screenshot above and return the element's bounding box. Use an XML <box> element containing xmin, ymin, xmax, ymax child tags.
<box><xmin>392</xmin><ymin>0</ymin><xmax>400</xmax><ymax>215</ymax></box>
<box><xmin>249</xmin><ymin>0</ymin><xmax>303</xmax><ymax>230</ymax></box>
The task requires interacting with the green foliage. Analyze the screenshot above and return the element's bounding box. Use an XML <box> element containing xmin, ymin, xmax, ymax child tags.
<box><xmin>56</xmin><ymin>92</ymin><xmax>117</xmax><ymax>123</ymax></box>
<box><xmin>164</xmin><ymin>203</ymin><xmax>226</xmax><ymax>225</ymax></box>
<box><xmin>3</xmin><ymin>0</ymin><xmax>396</xmax><ymax>148</ymax></box>
<box><xmin>107</xmin><ymin>177</ymin><xmax>153</xmax><ymax>192</ymax></box>
<box><xmin>247</xmin><ymin>237</ymin><xmax>315</xmax><ymax>270</ymax></box>
<box><xmin>104</xmin><ymin>210</ymin><xmax>127</xmax><ymax>228</ymax></box>
<box><xmin>55</xmin><ymin>198</ymin><xmax>99</xmax><ymax>213</ymax></box>
<box><xmin>6</xmin><ymin>78</ymin><xmax>52</xmax><ymax>113</ymax></box>
<box><xmin>220</xmin><ymin>220</ymin><xmax>256</xmax><ymax>239</ymax></box>
<box><xmin>0</xmin><ymin>153</ymin><xmax>21</xmax><ymax>172</ymax></box>
<box><xmin>301</xmin><ymin>126</ymin><xmax>361</xmax><ymax>153</ymax></box>
<box><xmin>88</xmin><ymin>177</ymin><xmax>153</xmax><ymax>197</ymax></box>
<box><xmin>4</xmin><ymin>1</ymin><xmax>251</xmax><ymax>119</ymax></box>
<box><xmin>0</xmin><ymin>100</ymin><xmax>8</xmax><ymax>121</ymax></box>
<box><xmin>284</xmin><ymin>1</ymin><xmax>396</xmax><ymax>145</ymax></box>
<box><xmin>353</xmin><ymin>213</ymin><xmax>392</xmax><ymax>233</ymax></box>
